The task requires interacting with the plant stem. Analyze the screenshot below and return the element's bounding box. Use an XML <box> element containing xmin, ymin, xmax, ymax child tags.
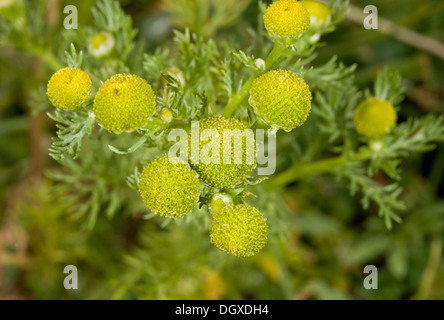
<box><xmin>32</xmin><ymin>47</ymin><xmax>63</xmax><ymax>71</ymax></box>
<box><xmin>264</xmin><ymin>42</ymin><xmax>287</xmax><ymax>70</ymax></box>
<box><xmin>412</xmin><ymin>239</ymin><xmax>443</xmax><ymax>300</ymax></box>
<box><xmin>221</xmin><ymin>42</ymin><xmax>287</xmax><ymax>117</ymax></box>
<box><xmin>344</xmin><ymin>3</ymin><xmax>444</xmax><ymax>60</ymax></box>
<box><xmin>143</xmin><ymin>117</ymin><xmax>189</xmax><ymax>130</ymax></box>
<box><xmin>264</xmin><ymin>149</ymin><xmax>372</xmax><ymax>190</ymax></box>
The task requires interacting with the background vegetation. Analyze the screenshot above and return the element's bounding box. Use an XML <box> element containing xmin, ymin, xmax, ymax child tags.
<box><xmin>0</xmin><ymin>0</ymin><xmax>443</xmax><ymax>299</ymax></box>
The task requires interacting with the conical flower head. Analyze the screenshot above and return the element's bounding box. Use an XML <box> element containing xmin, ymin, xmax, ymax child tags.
<box><xmin>139</xmin><ymin>154</ymin><xmax>200</xmax><ymax>218</ymax></box>
<box><xmin>190</xmin><ymin>116</ymin><xmax>256</xmax><ymax>189</ymax></box>
<box><xmin>47</xmin><ymin>67</ymin><xmax>91</xmax><ymax>111</ymax></box>
<box><xmin>249</xmin><ymin>69</ymin><xmax>312</xmax><ymax>132</ymax></box>
<box><xmin>263</xmin><ymin>0</ymin><xmax>310</xmax><ymax>43</ymax></box>
<box><xmin>353</xmin><ymin>97</ymin><xmax>397</xmax><ymax>137</ymax></box>
<box><xmin>210</xmin><ymin>204</ymin><xmax>268</xmax><ymax>257</ymax></box>
<box><xmin>93</xmin><ymin>73</ymin><xmax>156</xmax><ymax>133</ymax></box>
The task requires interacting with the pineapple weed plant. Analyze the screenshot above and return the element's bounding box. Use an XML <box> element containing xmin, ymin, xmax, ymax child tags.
<box><xmin>2</xmin><ymin>0</ymin><xmax>444</xmax><ymax>298</ymax></box>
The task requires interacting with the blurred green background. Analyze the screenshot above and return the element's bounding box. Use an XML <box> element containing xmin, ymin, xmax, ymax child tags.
<box><xmin>0</xmin><ymin>0</ymin><xmax>443</xmax><ymax>300</ymax></box>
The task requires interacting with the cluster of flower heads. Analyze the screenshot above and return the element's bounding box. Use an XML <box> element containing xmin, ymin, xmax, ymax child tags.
<box><xmin>251</xmin><ymin>0</ymin><xmax>315</xmax><ymax>132</ymax></box>
<box><xmin>260</xmin><ymin>0</ymin><xmax>398</xmax><ymax>138</ymax></box>
<box><xmin>46</xmin><ymin>0</ymin><xmax>397</xmax><ymax>257</ymax></box>
<box><xmin>137</xmin><ymin>115</ymin><xmax>268</xmax><ymax>257</ymax></box>
<box><xmin>47</xmin><ymin>66</ymin><xmax>268</xmax><ymax>256</ymax></box>
<box><xmin>138</xmin><ymin>151</ymin><xmax>268</xmax><ymax>257</ymax></box>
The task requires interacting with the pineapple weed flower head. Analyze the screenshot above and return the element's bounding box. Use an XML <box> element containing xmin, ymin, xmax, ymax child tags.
<box><xmin>263</xmin><ymin>0</ymin><xmax>310</xmax><ymax>44</ymax></box>
<box><xmin>249</xmin><ymin>70</ymin><xmax>312</xmax><ymax>132</ymax></box>
<box><xmin>210</xmin><ymin>204</ymin><xmax>269</xmax><ymax>257</ymax></box>
<box><xmin>139</xmin><ymin>154</ymin><xmax>201</xmax><ymax>218</ymax></box>
<box><xmin>93</xmin><ymin>73</ymin><xmax>156</xmax><ymax>133</ymax></box>
<box><xmin>353</xmin><ymin>97</ymin><xmax>398</xmax><ymax>138</ymax></box>
<box><xmin>189</xmin><ymin>116</ymin><xmax>257</xmax><ymax>189</ymax></box>
<box><xmin>47</xmin><ymin>67</ymin><xmax>91</xmax><ymax>111</ymax></box>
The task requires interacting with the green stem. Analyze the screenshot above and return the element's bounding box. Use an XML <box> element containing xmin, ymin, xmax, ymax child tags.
<box><xmin>143</xmin><ymin>118</ymin><xmax>189</xmax><ymax>131</ymax></box>
<box><xmin>31</xmin><ymin>46</ymin><xmax>63</xmax><ymax>71</ymax></box>
<box><xmin>221</xmin><ymin>42</ymin><xmax>287</xmax><ymax>117</ymax></box>
<box><xmin>264</xmin><ymin>42</ymin><xmax>287</xmax><ymax>70</ymax></box>
<box><xmin>412</xmin><ymin>239</ymin><xmax>443</xmax><ymax>300</ymax></box>
<box><xmin>264</xmin><ymin>149</ymin><xmax>372</xmax><ymax>190</ymax></box>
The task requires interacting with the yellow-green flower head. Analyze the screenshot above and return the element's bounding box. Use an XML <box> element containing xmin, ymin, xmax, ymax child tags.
<box><xmin>190</xmin><ymin>116</ymin><xmax>256</xmax><ymax>189</ymax></box>
<box><xmin>47</xmin><ymin>67</ymin><xmax>91</xmax><ymax>111</ymax></box>
<box><xmin>301</xmin><ymin>0</ymin><xmax>331</xmax><ymax>25</ymax></box>
<box><xmin>249</xmin><ymin>69</ymin><xmax>312</xmax><ymax>132</ymax></box>
<box><xmin>93</xmin><ymin>73</ymin><xmax>156</xmax><ymax>133</ymax></box>
<box><xmin>88</xmin><ymin>32</ymin><xmax>115</xmax><ymax>58</ymax></box>
<box><xmin>353</xmin><ymin>97</ymin><xmax>397</xmax><ymax>137</ymax></box>
<box><xmin>210</xmin><ymin>204</ymin><xmax>268</xmax><ymax>257</ymax></box>
<box><xmin>263</xmin><ymin>0</ymin><xmax>310</xmax><ymax>43</ymax></box>
<box><xmin>139</xmin><ymin>154</ymin><xmax>200</xmax><ymax>218</ymax></box>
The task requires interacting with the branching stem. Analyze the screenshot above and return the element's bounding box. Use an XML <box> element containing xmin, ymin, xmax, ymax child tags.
<box><xmin>221</xmin><ymin>42</ymin><xmax>287</xmax><ymax>117</ymax></box>
<box><xmin>264</xmin><ymin>149</ymin><xmax>372</xmax><ymax>190</ymax></box>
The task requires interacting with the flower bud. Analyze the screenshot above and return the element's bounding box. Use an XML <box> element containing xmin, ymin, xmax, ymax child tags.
<box><xmin>160</xmin><ymin>108</ymin><xmax>173</xmax><ymax>123</ymax></box>
<box><xmin>47</xmin><ymin>67</ymin><xmax>91</xmax><ymax>111</ymax></box>
<box><xmin>88</xmin><ymin>32</ymin><xmax>115</xmax><ymax>58</ymax></box>
<box><xmin>93</xmin><ymin>73</ymin><xmax>156</xmax><ymax>133</ymax></box>
<box><xmin>254</xmin><ymin>58</ymin><xmax>266</xmax><ymax>71</ymax></box>
<box><xmin>249</xmin><ymin>69</ymin><xmax>312</xmax><ymax>132</ymax></box>
<box><xmin>139</xmin><ymin>154</ymin><xmax>200</xmax><ymax>218</ymax></box>
<box><xmin>210</xmin><ymin>204</ymin><xmax>268</xmax><ymax>257</ymax></box>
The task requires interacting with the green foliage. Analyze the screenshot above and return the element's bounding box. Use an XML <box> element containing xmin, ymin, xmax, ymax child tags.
<box><xmin>371</xmin><ymin>67</ymin><xmax>404</xmax><ymax>106</ymax></box>
<box><xmin>65</xmin><ymin>43</ymin><xmax>84</xmax><ymax>69</ymax></box>
<box><xmin>1</xmin><ymin>0</ymin><xmax>444</xmax><ymax>300</ymax></box>
<box><xmin>91</xmin><ymin>0</ymin><xmax>138</xmax><ymax>61</ymax></box>
<box><xmin>335</xmin><ymin>164</ymin><xmax>405</xmax><ymax>229</ymax></box>
<box><xmin>163</xmin><ymin>0</ymin><xmax>252</xmax><ymax>39</ymax></box>
<box><xmin>47</xmin><ymin>109</ymin><xmax>96</xmax><ymax>160</ymax></box>
<box><xmin>383</xmin><ymin>115</ymin><xmax>444</xmax><ymax>159</ymax></box>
